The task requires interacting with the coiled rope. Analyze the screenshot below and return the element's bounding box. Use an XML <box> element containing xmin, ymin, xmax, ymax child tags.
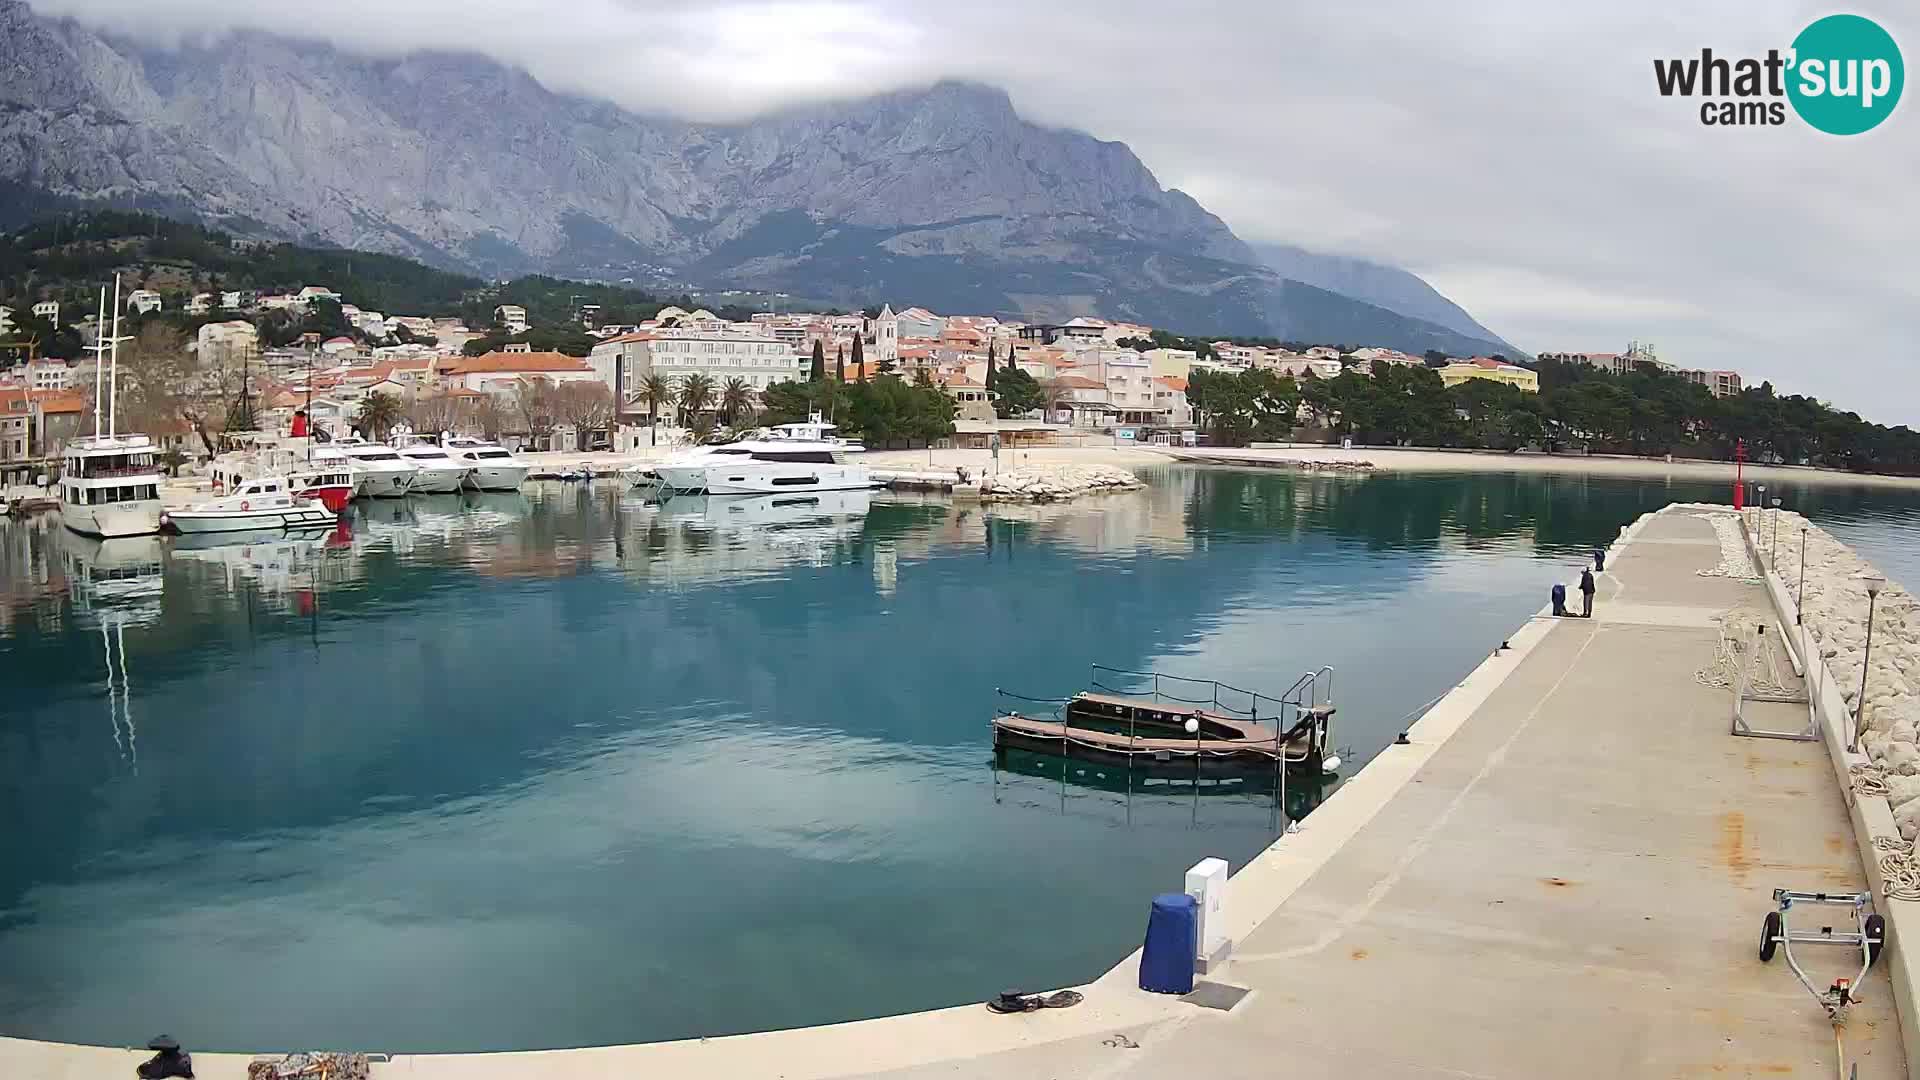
<box><xmin>1872</xmin><ymin>835</ymin><xmax>1920</xmax><ymax>902</ymax></box>
<box><xmin>1852</xmin><ymin>762</ymin><xmax>1891</xmax><ymax>798</ymax></box>
<box><xmin>1695</xmin><ymin>607</ymin><xmax>1801</xmax><ymax>700</ymax></box>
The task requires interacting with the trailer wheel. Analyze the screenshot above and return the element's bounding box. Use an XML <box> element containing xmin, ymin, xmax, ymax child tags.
<box><xmin>1866</xmin><ymin>913</ymin><xmax>1886</xmax><ymax>967</ymax></box>
<box><xmin>1760</xmin><ymin>910</ymin><xmax>1782</xmax><ymax>962</ymax></box>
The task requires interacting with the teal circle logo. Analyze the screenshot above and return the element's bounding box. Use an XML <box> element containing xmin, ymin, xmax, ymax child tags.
<box><xmin>1787</xmin><ymin>14</ymin><xmax>1903</xmax><ymax>134</ymax></box>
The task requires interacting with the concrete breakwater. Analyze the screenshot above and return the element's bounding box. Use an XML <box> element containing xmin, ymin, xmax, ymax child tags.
<box><xmin>1753</xmin><ymin>509</ymin><xmax>1920</xmax><ymax>836</ymax></box>
<box><xmin>977</xmin><ymin>464</ymin><xmax>1144</xmax><ymax>502</ymax></box>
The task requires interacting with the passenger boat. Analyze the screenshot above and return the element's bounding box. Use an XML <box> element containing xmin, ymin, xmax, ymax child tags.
<box><xmin>60</xmin><ymin>278</ymin><xmax>164</xmax><ymax>538</ymax></box>
<box><xmin>162</xmin><ymin>476</ymin><xmax>337</xmax><ymax>534</ymax></box>
<box><xmin>632</xmin><ymin>413</ymin><xmax>866</xmax><ymax>493</ymax></box>
<box><xmin>333</xmin><ymin>437</ymin><xmax>417</xmax><ymax>498</ymax></box>
<box><xmin>442</xmin><ymin>436</ymin><xmax>531</xmax><ymax>492</ymax></box>
<box><xmin>992</xmin><ymin>665</ymin><xmax>1340</xmax><ymax>775</ymax></box>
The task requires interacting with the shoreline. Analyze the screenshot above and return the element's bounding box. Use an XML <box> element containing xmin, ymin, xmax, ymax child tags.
<box><xmin>1158</xmin><ymin>444</ymin><xmax>1920</xmax><ymax>488</ymax></box>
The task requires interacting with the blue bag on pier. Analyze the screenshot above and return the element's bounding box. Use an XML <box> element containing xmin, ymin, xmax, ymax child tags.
<box><xmin>1139</xmin><ymin>892</ymin><xmax>1197</xmax><ymax>994</ymax></box>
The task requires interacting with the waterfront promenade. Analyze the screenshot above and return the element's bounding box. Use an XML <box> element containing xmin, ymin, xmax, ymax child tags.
<box><xmin>0</xmin><ymin>506</ymin><xmax>1902</xmax><ymax>1078</ymax></box>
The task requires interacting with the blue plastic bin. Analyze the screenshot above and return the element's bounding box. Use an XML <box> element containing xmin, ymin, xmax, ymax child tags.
<box><xmin>1139</xmin><ymin>892</ymin><xmax>1197</xmax><ymax>994</ymax></box>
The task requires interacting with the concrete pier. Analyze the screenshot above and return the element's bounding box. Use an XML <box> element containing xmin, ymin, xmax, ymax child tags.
<box><xmin>1</xmin><ymin>505</ymin><xmax>1905</xmax><ymax>1078</ymax></box>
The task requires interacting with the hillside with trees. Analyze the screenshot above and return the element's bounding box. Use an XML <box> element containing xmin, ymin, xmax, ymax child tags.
<box><xmin>1189</xmin><ymin>358</ymin><xmax>1920</xmax><ymax>474</ymax></box>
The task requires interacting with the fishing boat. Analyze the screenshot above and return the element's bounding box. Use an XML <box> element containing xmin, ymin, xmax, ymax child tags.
<box><xmin>60</xmin><ymin>278</ymin><xmax>164</xmax><ymax>538</ymax></box>
<box><xmin>162</xmin><ymin>476</ymin><xmax>336</xmax><ymax>534</ymax></box>
<box><xmin>992</xmin><ymin>665</ymin><xmax>1340</xmax><ymax>775</ymax></box>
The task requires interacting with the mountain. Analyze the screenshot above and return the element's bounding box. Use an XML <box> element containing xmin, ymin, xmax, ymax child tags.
<box><xmin>0</xmin><ymin>0</ymin><xmax>1516</xmax><ymax>357</ymax></box>
<box><xmin>1249</xmin><ymin>242</ymin><xmax>1521</xmax><ymax>356</ymax></box>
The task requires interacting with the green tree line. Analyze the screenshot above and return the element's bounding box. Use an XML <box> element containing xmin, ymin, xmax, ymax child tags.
<box><xmin>1189</xmin><ymin>358</ymin><xmax>1920</xmax><ymax>474</ymax></box>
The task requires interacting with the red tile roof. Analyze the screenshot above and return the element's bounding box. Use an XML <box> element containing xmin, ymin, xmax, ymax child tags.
<box><xmin>1051</xmin><ymin>375</ymin><xmax>1105</xmax><ymax>389</ymax></box>
<box><xmin>1153</xmin><ymin>376</ymin><xmax>1188</xmax><ymax>391</ymax></box>
<box><xmin>437</xmin><ymin>351</ymin><xmax>591</xmax><ymax>375</ymax></box>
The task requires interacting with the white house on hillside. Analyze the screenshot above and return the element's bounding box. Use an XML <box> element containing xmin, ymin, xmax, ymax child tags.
<box><xmin>126</xmin><ymin>290</ymin><xmax>163</xmax><ymax>315</ymax></box>
<box><xmin>493</xmin><ymin>305</ymin><xmax>529</xmax><ymax>334</ymax></box>
<box><xmin>31</xmin><ymin>301</ymin><xmax>58</xmax><ymax>323</ymax></box>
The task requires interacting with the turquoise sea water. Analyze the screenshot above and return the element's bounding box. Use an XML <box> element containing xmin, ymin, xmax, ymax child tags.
<box><xmin>2</xmin><ymin>466</ymin><xmax>1917</xmax><ymax>1052</ymax></box>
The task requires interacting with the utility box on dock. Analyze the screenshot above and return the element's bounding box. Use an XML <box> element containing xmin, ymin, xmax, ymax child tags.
<box><xmin>1186</xmin><ymin>857</ymin><xmax>1230</xmax><ymax>973</ymax></box>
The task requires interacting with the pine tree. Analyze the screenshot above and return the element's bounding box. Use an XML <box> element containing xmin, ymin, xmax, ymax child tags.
<box><xmin>836</xmin><ymin>345</ymin><xmax>846</xmax><ymax>382</ymax></box>
<box><xmin>810</xmin><ymin>339</ymin><xmax>825</xmax><ymax>381</ymax></box>
<box><xmin>853</xmin><ymin>335</ymin><xmax>866</xmax><ymax>383</ymax></box>
<box><xmin>985</xmin><ymin>343</ymin><xmax>997</xmax><ymax>392</ymax></box>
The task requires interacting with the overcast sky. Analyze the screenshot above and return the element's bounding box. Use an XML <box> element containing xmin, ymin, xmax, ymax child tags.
<box><xmin>34</xmin><ymin>0</ymin><xmax>1920</xmax><ymax>424</ymax></box>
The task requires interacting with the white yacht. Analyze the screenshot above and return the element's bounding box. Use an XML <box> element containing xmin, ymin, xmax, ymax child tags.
<box><xmin>333</xmin><ymin>437</ymin><xmax>417</xmax><ymax>498</ymax></box>
<box><xmin>163</xmin><ymin>475</ymin><xmax>336</xmax><ymax>534</ymax></box>
<box><xmin>61</xmin><ymin>279</ymin><xmax>163</xmax><ymax>538</ymax></box>
<box><xmin>442</xmin><ymin>436</ymin><xmax>531</xmax><ymax>492</ymax></box>
<box><xmin>389</xmin><ymin>438</ymin><xmax>472</xmax><ymax>494</ymax></box>
<box><xmin>650</xmin><ymin>414</ymin><xmax>870</xmax><ymax>495</ymax></box>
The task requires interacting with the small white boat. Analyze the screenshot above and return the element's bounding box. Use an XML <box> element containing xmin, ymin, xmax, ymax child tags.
<box><xmin>163</xmin><ymin>476</ymin><xmax>337</xmax><ymax>534</ymax></box>
<box><xmin>391</xmin><ymin>439</ymin><xmax>471</xmax><ymax>494</ymax></box>
<box><xmin>443</xmin><ymin>436</ymin><xmax>531</xmax><ymax>492</ymax></box>
<box><xmin>333</xmin><ymin>437</ymin><xmax>417</xmax><ymax>498</ymax></box>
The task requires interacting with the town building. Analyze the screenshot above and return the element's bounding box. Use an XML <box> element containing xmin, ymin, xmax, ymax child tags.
<box><xmin>1682</xmin><ymin>368</ymin><xmax>1743</xmax><ymax>398</ymax></box>
<box><xmin>598</xmin><ymin>329</ymin><xmax>802</xmax><ymax>413</ymax></box>
<box><xmin>1439</xmin><ymin>357</ymin><xmax>1540</xmax><ymax>393</ymax></box>
<box><xmin>493</xmin><ymin>305</ymin><xmax>529</xmax><ymax>334</ymax></box>
<box><xmin>125</xmin><ymin>290</ymin><xmax>163</xmax><ymax>315</ymax></box>
<box><xmin>25</xmin><ymin>358</ymin><xmax>72</xmax><ymax>391</ymax></box>
<box><xmin>892</xmin><ymin>306</ymin><xmax>943</xmax><ymax>339</ymax></box>
<box><xmin>31</xmin><ymin>301</ymin><xmax>58</xmax><ymax>323</ymax></box>
<box><xmin>195</xmin><ymin>321</ymin><xmax>260</xmax><ymax>368</ymax></box>
<box><xmin>434</xmin><ymin>351</ymin><xmax>599</xmax><ymax>397</ymax></box>
<box><xmin>873</xmin><ymin>305</ymin><xmax>900</xmax><ymax>364</ymax></box>
<box><xmin>1145</xmin><ymin>348</ymin><xmax>1196</xmax><ymax>380</ymax></box>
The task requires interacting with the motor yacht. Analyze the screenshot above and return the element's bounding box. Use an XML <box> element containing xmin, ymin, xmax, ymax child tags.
<box><xmin>649</xmin><ymin>414</ymin><xmax>870</xmax><ymax>494</ymax></box>
<box><xmin>333</xmin><ymin>437</ymin><xmax>417</xmax><ymax>498</ymax></box>
<box><xmin>390</xmin><ymin>437</ymin><xmax>472</xmax><ymax>494</ymax></box>
<box><xmin>162</xmin><ymin>476</ymin><xmax>336</xmax><ymax>534</ymax></box>
<box><xmin>442</xmin><ymin>436</ymin><xmax>531</xmax><ymax>492</ymax></box>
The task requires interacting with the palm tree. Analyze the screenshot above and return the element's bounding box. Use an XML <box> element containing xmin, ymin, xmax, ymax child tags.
<box><xmin>720</xmin><ymin>377</ymin><xmax>754</xmax><ymax>426</ymax></box>
<box><xmin>639</xmin><ymin>373</ymin><xmax>674</xmax><ymax>445</ymax></box>
<box><xmin>355</xmin><ymin>390</ymin><xmax>403</xmax><ymax>441</ymax></box>
<box><xmin>678</xmin><ymin>372</ymin><xmax>716</xmax><ymax>426</ymax></box>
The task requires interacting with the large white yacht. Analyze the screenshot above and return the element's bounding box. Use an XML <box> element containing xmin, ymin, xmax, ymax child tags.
<box><xmin>650</xmin><ymin>414</ymin><xmax>870</xmax><ymax>495</ymax></box>
<box><xmin>333</xmin><ymin>437</ymin><xmax>417</xmax><ymax>498</ymax></box>
<box><xmin>442</xmin><ymin>436</ymin><xmax>531</xmax><ymax>492</ymax></box>
<box><xmin>61</xmin><ymin>279</ymin><xmax>163</xmax><ymax>538</ymax></box>
<box><xmin>389</xmin><ymin>437</ymin><xmax>471</xmax><ymax>494</ymax></box>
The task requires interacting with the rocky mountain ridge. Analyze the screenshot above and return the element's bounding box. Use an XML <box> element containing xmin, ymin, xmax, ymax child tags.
<box><xmin>0</xmin><ymin>0</ymin><xmax>1518</xmax><ymax>355</ymax></box>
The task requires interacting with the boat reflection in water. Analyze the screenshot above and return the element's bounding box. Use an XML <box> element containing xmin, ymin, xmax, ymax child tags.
<box><xmin>60</xmin><ymin>534</ymin><xmax>165</xmax><ymax>619</ymax></box>
<box><xmin>991</xmin><ymin>745</ymin><xmax>1336</xmax><ymax>828</ymax></box>
<box><xmin>168</xmin><ymin>525</ymin><xmax>342</xmax><ymax>597</ymax></box>
<box><xmin>617</xmin><ymin>490</ymin><xmax>873</xmax><ymax>586</ymax></box>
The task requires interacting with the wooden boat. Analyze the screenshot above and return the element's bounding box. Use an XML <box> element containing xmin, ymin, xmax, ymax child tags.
<box><xmin>992</xmin><ymin>690</ymin><xmax>1335</xmax><ymax>774</ymax></box>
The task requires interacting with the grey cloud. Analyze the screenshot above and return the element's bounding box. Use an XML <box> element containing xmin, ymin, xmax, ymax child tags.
<box><xmin>27</xmin><ymin>0</ymin><xmax>1920</xmax><ymax>422</ymax></box>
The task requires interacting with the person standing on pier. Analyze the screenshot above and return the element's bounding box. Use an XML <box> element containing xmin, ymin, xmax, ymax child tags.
<box><xmin>1579</xmin><ymin>566</ymin><xmax>1597</xmax><ymax>618</ymax></box>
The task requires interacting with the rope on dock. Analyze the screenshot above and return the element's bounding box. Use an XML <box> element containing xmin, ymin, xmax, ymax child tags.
<box><xmin>1690</xmin><ymin>511</ymin><xmax>1762</xmax><ymax>581</ymax></box>
<box><xmin>1695</xmin><ymin>606</ymin><xmax>1801</xmax><ymax>700</ymax></box>
<box><xmin>1872</xmin><ymin>835</ymin><xmax>1920</xmax><ymax>901</ymax></box>
<box><xmin>1852</xmin><ymin>762</ymin><xmax>1891</xmax><ymax>799</ymax></box>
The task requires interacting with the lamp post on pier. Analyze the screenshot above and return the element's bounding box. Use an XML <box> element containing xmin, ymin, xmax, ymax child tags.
<box><xmin>1796</xmin><ymin>529</ymin><xmax>1808</xmax><ymax>624</ymax></box>
<box><xmin>1769</xmin><ymin>497</ymin><xmax>1781</xmax><ymax>570</ymax></box>
<box><xmin>1852</xmin><ymin>573</ymin><xmax>1886</xmax><ymax>753</ymax></box>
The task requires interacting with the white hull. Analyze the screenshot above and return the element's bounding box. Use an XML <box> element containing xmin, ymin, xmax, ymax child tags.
<box><xmin>405</xmin><ymin>465</ymin><xmax>470</xmax><ymax>494</ymax></box>
<box><xmin>702</xmin><ymin>464</ymin><xmax>874</xmax><ymax>495</ymax></box>
<box><xmin>355</xmin><ymin>466</ymin><xmax>416</xmax><ymax>499</ymax></box>
<box><xmin>166</xmin><ymin>504</ymin><xmax>337</xmax><ymax>534</ymax></box>
<box><xmin>62</xmin><ymin>500</ymin><xmax>164</xmax><ymax>538</ymax></box>
<box><xmin>464</xmin><ymin>465</ymin><xmax>530</xmax><ymax>492</ymax></box>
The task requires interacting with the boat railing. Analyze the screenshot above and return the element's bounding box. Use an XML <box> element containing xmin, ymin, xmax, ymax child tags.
<box><xmin>1087</xmin><ymin>664</ymin><xmax>1279</xmax><ymax>721</ymax></box>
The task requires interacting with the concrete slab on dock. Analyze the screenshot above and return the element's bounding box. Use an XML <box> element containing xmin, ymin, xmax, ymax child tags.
<box><xmin>1</xmin><ymin>506</ymin><xmax>1903</xmax><ymax>1079</ymax></box>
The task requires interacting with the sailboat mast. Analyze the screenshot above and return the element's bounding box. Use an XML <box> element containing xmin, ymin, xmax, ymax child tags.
<box><xmin>90</xmin><ymin>286</ymin><xmax>105</xmax><ymax>439</ymax></box>
<box><xmin>108</xmin><ymin>273</ymin><xmax>122</xmax><ymax>439</ymax></box>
